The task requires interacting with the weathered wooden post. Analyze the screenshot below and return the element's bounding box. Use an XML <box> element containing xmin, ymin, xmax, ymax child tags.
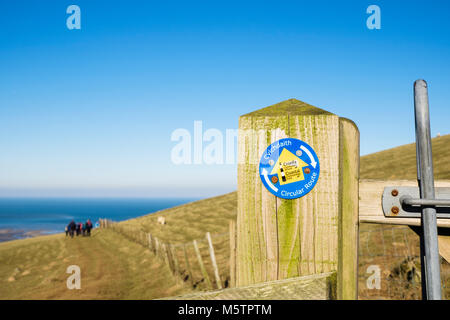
<box><xmin>154</xmin><ymin>237</ymin><xmax>160</xmax><ymax>257</ymax></box>
<box><xmin>162</xmin><ymin>243</ymin><xmax>172</xmax><ymax>271</ymax></box>
<box><xmin>169</xmin><ymin>244</ymin><xmax>180</xmax><ymax>276</ymax></box>
<box><xmin>229</xmin><ymin>220</ymin><xmax>237</xmax><ymax>288</ymax></box>
<box><xmin>147</xmin><ymin>233</ymin><xmax>154</xmax><ymax>252</ymax></box>
<box><xmin>193</xmin><ymin>240</ymin><xmax>213</xmax><ymax>289</ymax></box>
<box><xmin>183</xmin><ymin>244</ymin><xmax>195</xmax><ymax>285</ymax></box>
<box><xmin>236</xmin><ymin>98</ymin><xmax>359</xmax><ymax>299</ymax></box>
<box><xmin>206</xmin><ymin>232</ymin><xmax>222</xmax><ymax>289</ymax></box>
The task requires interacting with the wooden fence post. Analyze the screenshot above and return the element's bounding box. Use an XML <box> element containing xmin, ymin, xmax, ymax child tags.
<box><xmin>162</xmin><ymin>243</ymin><xmax>171</xmax><ymax>269</ymax></box>
<box><xmin>337</xmin><ymin>118</ymin><xmax>360</xmax><ymax>299</ymax></box>
<box><xmin>169</xmin><ymin>244</ymin><xmax>180</xmax><ymax>275</ymax></box>
<box><xmin>229</xmin><ymin>220</ymin><xmax>237</xmax><ymax>288</ymax></box>
<box><xmin>193</xmin><ymin>240</ymin><xmax>212</xmax><ymax>289</ymax></box>
<box><xmin>154</xmin><ymin>237</ymin><xmax>160</xmax><ymax>257</ymax></box>
<box><xmin>147</xmin><ymin>233</ymin><xmax>154</xmax><ymax>252</ymax></box>
<box><xmin>206</xmin><ymin>232</ymin><xmax>222</xmax><ymax>289</ymax></box>
<box><xmin>236</xmin><ymin>99</ymin><xmax>359</xmax><ymax>299</ymax></box>
<box><xmin>183</xmin><ymin>244</ymin><xmax>194</xmax><ymax>285</ymax></box>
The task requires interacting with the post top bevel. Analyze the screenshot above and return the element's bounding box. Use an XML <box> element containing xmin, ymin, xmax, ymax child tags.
<box><xmin>240</xmin><ymin>98</ymin><xmax>335</xmax><ymax>118</ymax></box>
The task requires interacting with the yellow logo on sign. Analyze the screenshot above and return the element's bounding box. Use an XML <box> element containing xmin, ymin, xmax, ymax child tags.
<box><xmin>270</xmin><ymin>148</ymin><xmax>309</xmax><ymax>185</ymax></box>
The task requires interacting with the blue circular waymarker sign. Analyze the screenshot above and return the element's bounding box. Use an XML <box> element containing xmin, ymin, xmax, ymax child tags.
<box><xmin>259</xmin><ymin>138</ymin><xmax>320</xmax><ymax>200</ymax></box>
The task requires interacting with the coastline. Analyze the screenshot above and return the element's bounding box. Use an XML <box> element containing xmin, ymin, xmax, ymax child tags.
<box><xmin>0</xmin><ymin>228</ymin><xmax>57</xmax><ymax>243</ymax></box>
<box><xmin>0</xmin><ymin>197</ymin><xmax>196</xmax><ymax>244</ymax></box>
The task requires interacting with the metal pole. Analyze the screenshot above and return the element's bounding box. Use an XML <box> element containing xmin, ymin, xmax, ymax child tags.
<box><xmin>414</xmin><ymin>79</ymin><xmax>441</xmax><ymax>300</ymax></box>
<box><xmin>401</xmin><ymin>198</ymin><xmax>450</xmax><ymax>206</ymax></box>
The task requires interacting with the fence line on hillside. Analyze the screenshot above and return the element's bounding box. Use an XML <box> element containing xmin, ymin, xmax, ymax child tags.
<box><xmin>98</xmin><ymin>218</ymin><xmax>233</xmax><ymax>291</ymax></box>
<box><xmin>98</xmin><ymin>219</ymin><xmax>449</xmax><ymax>299</ymax></box>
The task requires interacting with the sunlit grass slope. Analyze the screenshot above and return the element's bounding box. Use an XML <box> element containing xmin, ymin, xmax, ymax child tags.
<box><xmin>0</xmin><ymin>229</ymin><xmax>188</xmax><ymax>299</ymax></box>
<box><xmin>360</xmin><ymin>134</ymin><xmax>450</xmax><ymax>180</ymax></box>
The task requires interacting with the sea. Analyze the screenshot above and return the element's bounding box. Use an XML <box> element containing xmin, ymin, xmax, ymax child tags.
<box><xmin>0</xmin><ymin>198</ymin><xmax>197</xmax><ymax>242</ymax></box>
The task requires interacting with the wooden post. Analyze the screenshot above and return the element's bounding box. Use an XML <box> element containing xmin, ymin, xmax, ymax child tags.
<box><xmin>229</xmin><ymin>220</ymin><xmax>237</xmax><ymax>288</ymax></box>
<box><xmin>165</xmin><ymin>243</ymin><xmax>174</xmax><ymax>272</ymax></box>
<box><xmin>169</xmin><ymin>244</ymin><xmax>180</xmax><ymax>275</ymax></box>
<box><xmin>147</xmin><ymin>233</ymin><xmax>154</xmax><ymax>252</ymax></box>
<box><xmin>337</xmin><ymin>118</ymin><xmax>359</xmax><ymax>299</ymax></box>
<box><xmin>236</xmin><ymin>99</ymin><xmax>359</xmax><ymax>299</ymax></box>
<box><xmin>160</xmin><ymin>241</ymin><xmax>165</xmax><ymax>261</ymax></box>
<box><xmin>206</xmin><ymin>232</ymin><xmax>222</xmax><ymax>289</ymax></box>
<box><xmin>162</xmin><ymin>243</ymin><xmax>172</xmax><ymax>270</ymax></box>
<box><xmin>183</xmin><ymin>244</ymin><xmax>194</xmax><ymax>285</ymax></box>
<box><xmin>154</xmin><ymin>237</ymin><xmax>160</xmax><ymax>257</ymax></box>
<box><xmin>193</xmin><ymin>240</ymin><xmax>212</xmax><ymax>289</ymax></box>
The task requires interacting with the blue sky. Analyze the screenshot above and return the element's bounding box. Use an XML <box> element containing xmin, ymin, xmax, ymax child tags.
<box><xmin>0</xmin><ymin>1</ymin><xmax>449</xmax><ymax>198</ymax></box>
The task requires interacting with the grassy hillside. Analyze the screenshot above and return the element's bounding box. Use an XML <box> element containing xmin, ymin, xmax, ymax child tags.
<box><xmin>121</xmin><ymin>192</ymin><xmax>237</xmax><ymax>243</ymax></box>
<box><xmin>117</xmin><ymin>192</ymin><xmax>237</xmax><ymax>291</ymax></box>
<box><xmin>0</xmin><ymin>194</ymin><xmax>238</xmax><ymax>299</ymax></box>
<box><xmin>0</xmin><ymin>229</ymin><xmax>188</xmax><ymax>299</ymax></box>
<box><xmin>360</xmin><ymin>134</ymin><xmax>450</xmax><ymax>180</ymax></box>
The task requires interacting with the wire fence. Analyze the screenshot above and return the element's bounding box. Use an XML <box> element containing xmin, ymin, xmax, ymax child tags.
<box><xmin>358</xmin><ymin>223</ymin><xmax>450</xmax><ymax>300</ymax></box>
<box><xmin>99</xmin><ymin>219</ymin><xmax>232</xmax><ymax>291</ymax></box>
<box><xmin>99</xmin><ymin>219</ymin><xmax>450</xmax><ymax>299</ymax></box>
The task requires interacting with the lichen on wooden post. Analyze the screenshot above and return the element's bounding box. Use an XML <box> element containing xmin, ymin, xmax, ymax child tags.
<box><xmin>236</xmin><ymin>99</ymin><xmax>359</xmax><ymax>300</ymax></box>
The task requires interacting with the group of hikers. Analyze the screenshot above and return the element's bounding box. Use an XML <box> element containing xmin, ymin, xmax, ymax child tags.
<box><xmin>65</xmin><ymin>219</ymin><xmax>94</xmax><ymax>238</ymax></box>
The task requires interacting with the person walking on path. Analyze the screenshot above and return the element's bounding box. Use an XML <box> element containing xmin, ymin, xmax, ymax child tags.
<box><xmin>85</xmin><ymin>219</ymin><xmax>93</xmax><ymax>236</ymax></box>
<box><xmin>68</xmin><ymin>220</ymin><xmax>76</xmax><ymax>238</ymax></box>
<box><xmin>76</xmin><ymin>223</ymin><xmax>83</xmax><ymax>236</ymax></box>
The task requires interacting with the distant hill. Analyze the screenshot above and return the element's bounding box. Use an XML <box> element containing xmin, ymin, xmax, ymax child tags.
<box><xmin>360</xmin><ymin>134</ymin><xmax>450</xmax><ymax>180</ymax></box>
